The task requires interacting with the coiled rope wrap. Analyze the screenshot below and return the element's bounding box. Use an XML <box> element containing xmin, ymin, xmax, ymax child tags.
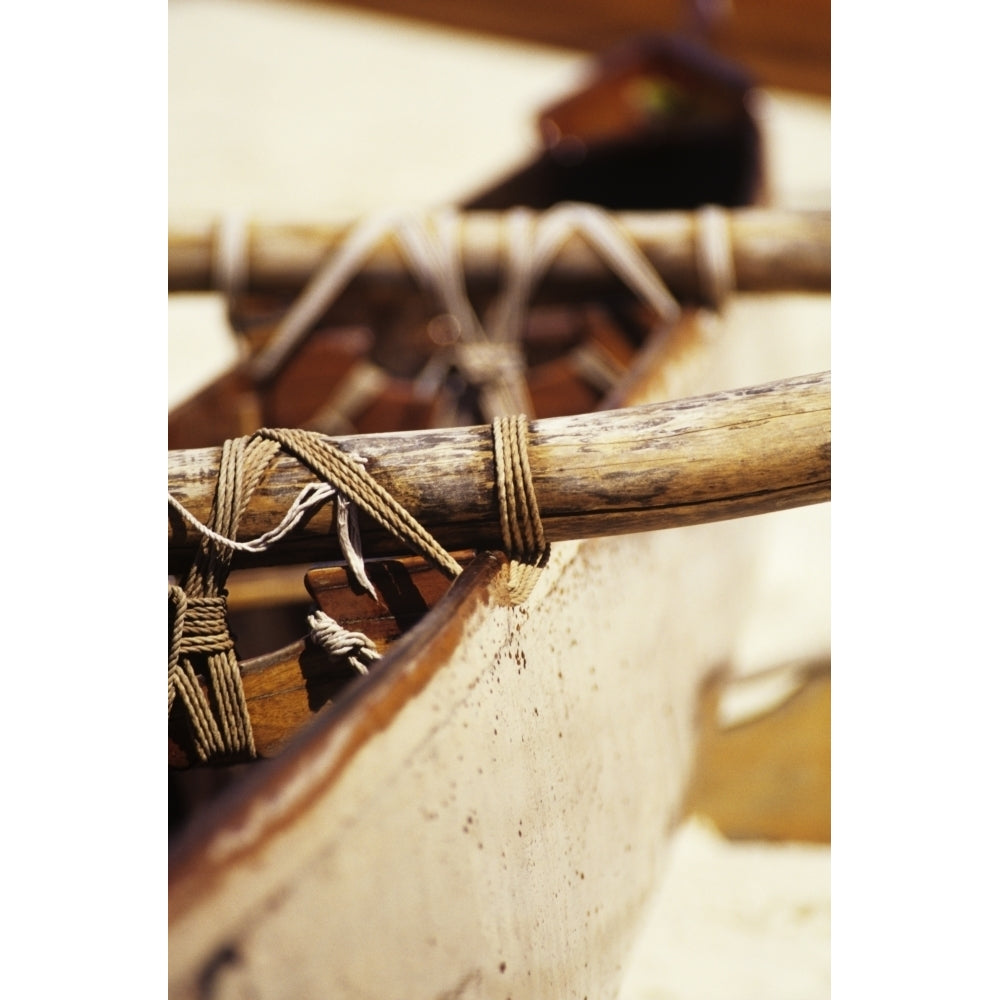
<box><xmin>168</xmin><ymin>435</ymin><xmax>280</xmax><ymax>761</ymax></box>
<box><xmin>492</xmin><ymin>413</ymin><xmax>550</xmax><ymax>604</ymax></box>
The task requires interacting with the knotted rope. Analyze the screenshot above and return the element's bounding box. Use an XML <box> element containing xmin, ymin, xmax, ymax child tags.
<box><xmin>184</xmin><ymin>205</ymin><xmax>693</xmax><ymax>676</ymax></box>
<box><xmin>168</xmin><ymin>585</ymin><xmax>227</xmax><ymax>754</ymax></box>
<box><xmin>225</xmin><ymin>206</ymin><xmax>686</xmax><ymax>605</ymax></box>
<box><xmin>492</xmin><ymin>414</ymin><xmax>550</xmax><ymax>604</ymax></box>
<box><xmin>168</xmin><ymin>435</ymin><xmax>280</xmax><ymax>761</ymax></box>
<box><xmin>307</xmin><ymin>611</ymin><xmax>381</xmax><ymax>675</ymax></box>
<box><xmin>168</xmin><ymin>428</ymin><xmax>466</xmax><ymax>758</ymax></box>
<box><xmin>251</xmin><ymin>427</ymin><xmax>462</xmax><ymax>580</ymax></box>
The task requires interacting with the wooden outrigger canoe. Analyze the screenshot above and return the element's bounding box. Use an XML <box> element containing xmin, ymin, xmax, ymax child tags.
<box><xmin>167</xmin><ymin>201</ymin><xmax>829</xmax><ymax>998</ymax></box>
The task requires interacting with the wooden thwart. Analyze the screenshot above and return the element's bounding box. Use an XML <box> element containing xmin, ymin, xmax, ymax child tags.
<box><xmin>168</xmin><ymin>207</ymin><xmax>830</xmax><ymax>298</ymax></box>
<box><xmin>168</xmin><ymin>370</ymin><xmax>831</xmax><ymax>570</ymax></box>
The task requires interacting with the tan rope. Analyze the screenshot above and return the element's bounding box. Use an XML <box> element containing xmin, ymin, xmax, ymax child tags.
<box><xmin>252</xmin><ymin>426</ymin><xmax>463</xmax><ymax>580</ymax></box>
<box><xmin>396</xmin><ymin>210</ymin><xmax>534</xmax><ymax>421</ymax></box>
<box><xmin>243</xmin><ymin>209</ymin><xmax>536</xmax><ymax>421</ymax></box>
<box><xmin>169</xmin><ymin>436</ymin><xmax>280</xmax><ymax>761</ymax></box>
<box><xmin>492</xmin><ymin>414</ymin><xmax>550</xmax><ymax>604</ymax></box>
<box><xmin>168</xmin><ymin>585</ymin><xmax>227</xmax><ymax>759</ymax></box>
<box><xmin>694</xmin><ymin>204</ymin><xmax>736</xmax><ymax>312</ymax></box>
<box><xmin>248</xmin><ymin>211</ymin><xmax>414</xmax><ymax>384</ymax></box>
<box><xmin>169</xmin><ymin>428</ymin><xmax>465</xmax><ymax>757</ymax></box>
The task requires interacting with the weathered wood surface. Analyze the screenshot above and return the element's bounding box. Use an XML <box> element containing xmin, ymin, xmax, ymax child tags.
<box><xmin>169</xmin><ymin>530</ymin><xmax>756</xmax><ymax>999</ymax></box>
<box><xmin>168</xmin><ymin>288</ymin><xmax>830</xmax><ymax>1000</ymax></box>
<box><xmin>168</xmin><ymin>207</ymin><xmax>830</xmax><ymax>297</ymax></box>
<box><xmin>169</xmin><ymin>553</ymin><xmax>478</xmax><ymax>767</ymax></box>
<box><xmin>168</xmin><ymin>370</ymin><xmax>830</xmax><ymax>570</ymax></box>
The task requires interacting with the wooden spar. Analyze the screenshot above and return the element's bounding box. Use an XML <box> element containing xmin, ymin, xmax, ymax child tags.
<box><xmin>168</xmin><ymin>207</ymin><xmax>830</xmax><ymax>297</ymax></box>
<box><xmin>168</xmin><ymin>370</ymin><xmax>830</xmax><ymax>570</ymax></box>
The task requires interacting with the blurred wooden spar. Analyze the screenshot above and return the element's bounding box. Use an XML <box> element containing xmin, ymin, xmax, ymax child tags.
<box><xmin>168</xmin><ymin>370</ymin><xmax>830</xmax><ymax>569</ymax></box>
<box><xmin>168</xmin><ymin>207</ymin><xmax>830</xmax><ymax>298</ymax></box>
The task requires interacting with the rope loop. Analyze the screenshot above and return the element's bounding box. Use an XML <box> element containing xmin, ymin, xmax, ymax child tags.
<box><xmin>213</xmin><ymin>213</ymin><xmax>250</xmax><ymax>316</ymax></box>
<box><xmin>308</xmin><ymin>611</ymin><xmax>382</xmax><ymax>676</ymax></box>
<box><xmin>251</xmin><ymin>427</ymin><xmax>463</xmax><ymax>580</ymax></box>
<box><xmin>492</xmin><ymin>413</ymin><xmax>550</xmax><ymax>604</ymax></box>
<box><xmin>694</xmin><ymin>204</ymin><xmax>736</xmax><ymax>312</ymax></box>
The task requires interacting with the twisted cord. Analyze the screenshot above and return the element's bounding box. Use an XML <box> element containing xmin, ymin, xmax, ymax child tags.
<box><xmin>248</xmin><ymin>212</ymin><xmax>409</xmax><ymax>383</ymax></box>
<box><xmin>492</xmin><ymin>414</ymin><xmax>550</xmax><ymax>604</ymax></box>
<box><xmin>694</xmin><ymin>205</ymin><xmax>736</xmax><ymax>312</ymax></box>
<box><xmin>308</xmin><ymin>611</ymin><xmax>382</xmax><ymax>676</ymax></box>
<box><xmin>397</xmin><ymin>210</ymin><xmax>534</xmax><ymax>420</ymax></box>
<box><xmin>252</xmin><ymin>427</ymin><xmax>462</xmax><ymax>580</ymax></box>
<box><xmin>212</xmin><ymin>213</ymin><xmax>250</xmax><ymax>327</ymax></box>
<box><xmin>168</xmin><ymin>481</ymin><xmax>337</xmax><ymax>554</ymax></box>
<box><xmin>169</xmin><ymin>427</ymin><xmax>464</xmax><ymax>754</ymax></box>
<box><xmin>169</xmin><ymin>436</ymin><xmax>280</xmax><ymax>761</ymax></box>
<box><xmin>244</xmin><ymin>209</ymin><xmax>536</xmax><ymax>421</ymax></box>
<box><xmin>168</xmin><ymin>585</ymin><xmax>227</xmax><ymax>760</ymax></box>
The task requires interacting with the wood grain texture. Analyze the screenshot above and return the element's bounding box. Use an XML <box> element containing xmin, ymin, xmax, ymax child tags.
<box><xmin>169</xmin><ymin>554</ymin><xmax>479</xmax><ymax>767</ymax></box>
<box><xmin>168</xmin><ymin>290</ymin><xmax>830</xmax><ymax>1000</ymax></box>
<box><xmin>168</xmin><ymin>370</ymin><xmax>831</xmax><ymax>570</ymax></box>
<box><xmin>168</xmin><ymin>207</ymin><xmax>830</xmax><ymax>298</ymax></box>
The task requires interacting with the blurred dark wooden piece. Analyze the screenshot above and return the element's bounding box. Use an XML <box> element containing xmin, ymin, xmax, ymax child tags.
<box><xmin>322</xmin><ymin>0</ymin><xmax>830</xmax><ymax>96</ymax></box>
<box><xmin>464</xmin><ymin>35</ymin><xmax>763</xmax><ymax>211</ymax></box>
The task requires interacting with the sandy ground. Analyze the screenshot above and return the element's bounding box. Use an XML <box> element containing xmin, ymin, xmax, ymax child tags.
<box><xmin>169</xmin><ymin>2</ymin><xmax>831</xmax><ymax>995</ymax></box>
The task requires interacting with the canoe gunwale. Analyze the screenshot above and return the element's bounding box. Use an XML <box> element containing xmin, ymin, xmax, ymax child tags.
<box><xmin>168</xmin><ymin>549</ymin><xmax>506</xmax><ymax>908</ymax></box>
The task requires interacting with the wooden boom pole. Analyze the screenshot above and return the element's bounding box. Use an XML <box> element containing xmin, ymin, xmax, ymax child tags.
<box><xmin>168</xmin><ymin>371</ymin><xmax>830</xmax><ymax>572</ymax></box>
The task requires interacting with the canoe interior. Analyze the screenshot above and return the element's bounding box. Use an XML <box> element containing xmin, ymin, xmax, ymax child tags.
<box><xmin>167</xmin><ymin>303</ymin><xmax>696</xmax><ymax>780</ymax></box>
<box><xmin>167</xmin><ymin>28</ymin><xmax>771</xmax><ymax>823</ymax></box>
<box><xmin>167</xmin><ymin>289</ymin><xmax>826</xmax><ymax>998</ymax></box>
<box><xmin>168</xmin><ymin>292</ymin><xmax>668</xmax><ymax>449</ymax></box>
<box><xmin>167</xmin><ymin>29</ymin><xmax>794</xmax><ymax>825</ymax></box>
<box><xmin>167</xmin><ymin>24</ymin><xmax>828</xmax><ymax>996</ymax></box>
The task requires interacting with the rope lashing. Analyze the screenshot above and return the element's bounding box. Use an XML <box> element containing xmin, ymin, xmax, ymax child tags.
<box><xmin>251</xmin><ymin>427</ymin><xmax>463</xmax><ymax>580</ymax></box>
<box><xmin>174</xmin><ymin>205</ymin><xmax>696</xmax><ymax>743</ymax></box>
<box><xmin>492</xmin><ymin>413</ymin><xmax>550</xmax><ymax>604</ymax></box>
<box><xmin>308</xmin><ymin>611</ymin><xmax>382</xmax><ymax>676</ymax></box>
<box><xmin>241</xmin><ymin>205</ymin><xmax>686</xmax><ymax>425</ymax></box>
<box><xmin>169</xmin><ymin>585</ymin><xmax>228</xmax><ymax>760</ymax></box>
<box><xmin>169</xmin><ymin>426</ymin><xmax>465</xmax><ymax>761</ymax></box>
<box><xmin>169</xmin><ymin>435</ymin><xmax>278</xmax><ymax>761</ymax></box>
<box><xmin>694</xmin><ymin>205</ymin><xmax>736</xmax><ymax>312</ymax></box>
<box><xmin>213</xmin><ymin>213</ymin><xmax>251</xmax><ymax>334</ymax></box>
<box><xmin>511</xmin><ymin>203</ymin><xmax>683</xmax><ymax>332</ymax></box>
<box><xmin>170</xmin><ymin>592</ymin><xmax>230</xmax><ymax>655</ymax></box>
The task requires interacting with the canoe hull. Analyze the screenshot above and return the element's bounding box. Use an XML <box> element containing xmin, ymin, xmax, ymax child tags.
<box><xmin>169</xmin><ymin>302</ymin><xmax>829</xmax><ymax>998</ymax></box>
